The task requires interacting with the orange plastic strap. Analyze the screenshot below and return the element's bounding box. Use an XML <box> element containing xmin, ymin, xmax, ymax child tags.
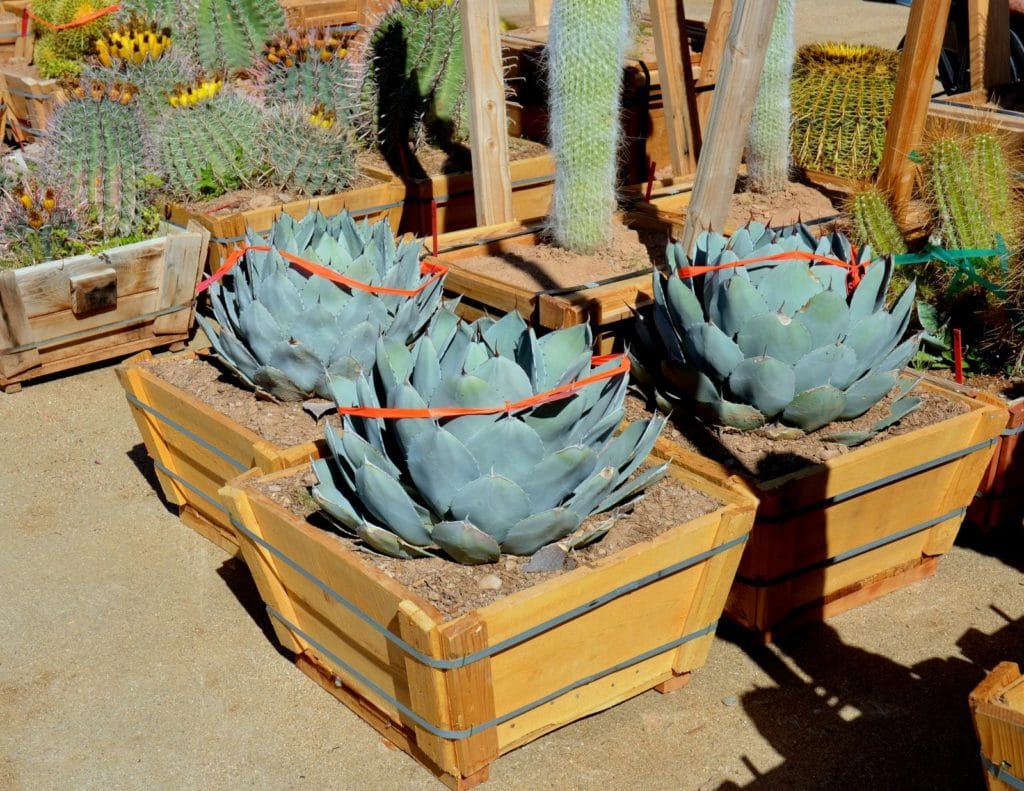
<box><xmin>678</xmin><ymin>249</ymin><xmax>864</xmax><ymax>292</ymax></box>
<box><xmin>337</xmin><ymin>354</ymin><xmax>630</xmax><ymax>420</ymax></box>
<box><xmin>24</xmin><ymin>3</ymin><xmax>121</xmax><ymax>32</ymax></box>
<box><xmin>195</xmin><ymin>244</ymin><xmax>448</xmax><ymax>297</ymax></box>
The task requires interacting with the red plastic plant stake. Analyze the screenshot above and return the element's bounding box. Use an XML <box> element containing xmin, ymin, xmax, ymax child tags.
<box><xmin>953</xmin><ymin>328</ymin><xmax>964</xmax><ymax>384</ymax></box>
<box><xmin>431</xmin><ymin>199</ymin><xmax>439</xmax><ymax>257</ymax></box>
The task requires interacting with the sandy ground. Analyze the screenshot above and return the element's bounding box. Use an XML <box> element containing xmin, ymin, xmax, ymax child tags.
<box><xmin>9</xmin><ymin>2</ymin><xmax>1022</xmax><ymax>791</ymax></box>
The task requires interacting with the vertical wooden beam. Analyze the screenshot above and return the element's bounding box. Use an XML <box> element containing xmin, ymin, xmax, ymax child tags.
<box><xmin>649</xmin><ymin>0</ymin><xmax>700</xmax><ymax>174</ymax></box>
<box><xmin>694</xmin><ymin>0</ymin><xmax>732</xmax><ymax>134</ymax></box>
<box><xmin>876</xmin><ymin>0</ymin><xmax>954</xmax><ymax>222</ymax></box>
<box><xmin>680</xmin><ymin>0</ymin><xmax>777</xmax><ymax>254</ymax></box>
<box><xmin>530</xmin><ymin>0</ymin><xmax>552</xmax><ymax>26</ymax></box>
<box><xmin>461</xmin><ymin>0</ymin><xmax>514</xmax><ymax>226</ymax></box>
<box><xmin>969</xmin><ymin>0</ymin><xmax>1011</xmax><ymax>91</ymax></box>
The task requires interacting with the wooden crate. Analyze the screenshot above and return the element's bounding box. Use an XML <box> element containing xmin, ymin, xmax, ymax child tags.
<box><xmin>969</xmin><ymin>397</ymin><xmax>1024</xmax><ymax>531</ymax></box>
<box><xmin>0</xmin><ymin>9</ymin><xmax>20</xmax><ymax>64</ymax></box>
<box><xmin>220</xmin><ymin>448</ymin><xmax>756</xmax><ymax>789</ymax></box>
<box><xmin>398</xmin><ymin>152</ymin><xmax>555</xmax><ymax>237</ymax></box>
<box><xmin>971</xmin><ymin>661</ymin><xmax>1024</xmax><ymax>790</ymax></box>
<box><xmin>928</xmin><ymin>89</ymin><xmax>1024</xmax><ymax>153</ymax></box>
<box><xmin>280</xmin><ymin>0</ymin><xmax>359</xmax><ymax>28</ymax></box>
<box><xmin>0</xmin><ymin>66</ymin><xmax>60</xmax><ymax>140</ymax></box>
<box><xmin>0</xmin><ymin>225</ymin><xmax>209</xmax><ymax>393</ymax></box>
<box><xmin>163</xmin><ymin>167</ymin><xmax>405</xmax><ymax>273</ymax></box>
<box><xmin>653</xmin><ymin>379</ymin><xmax>1008</xmax><ymax>641</ymax></box>
<box><xmin>116</xmin><ymin>350</ymin><xmax>326</xmax><ymax>554</ymax></box>
<box><xmin>0</xmin><ymin>1</ymin><xmax>31</xmax><ymax>63</ymax></box>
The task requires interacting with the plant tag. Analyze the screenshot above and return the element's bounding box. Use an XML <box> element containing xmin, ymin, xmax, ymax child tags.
<box><xmin>70</xmin><ymin>267</ymin><xmax>117</xmax><ymax>315</ymax></box>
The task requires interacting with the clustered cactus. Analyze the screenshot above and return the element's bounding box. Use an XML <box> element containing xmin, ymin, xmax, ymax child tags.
<box><xmin>746</xmin><ymin>0</ymin><xmax>795</xmax><ymax>194</ymax></box>
<box><xmin>31</xmin><ymin>0</ymin><xmax>117</xmax><ymax>78</ymax></box>
<box><xmin>195</xmin><ymin>0</ymin><xmax>288</xmax><ymax>71</ymax></box>
<box><xmin>262</xmin><ymin>103</ymin><xmax>357</xmax><ymax>197</ymax></box>
<box><xmin>364</xmin><ymin>0</ymin><xmax>468</xmax><ymax>154</ymax></box>
<box><xmin>848</xmin><ymin>187</ymin><xmax>907</xmax><ymax>257</ymax></box>
<box><xmin>312</xmin><ymin>310</ymin><xmax>668</xmax><ymax>563</ymax></box>
<box><xmin>633</xmin><ymin>223</ymin><xmax>921</xmax><ymax>435</ymax></box>
<box><xmin>0</xmin><ymin>179</ymin><xmax>84</xmax><ymax>268</ymax></box>
<box><xmin>199</xmin><ymin>211</ymin><xmax>444</xmax><ymax>402</ymax></box>
<box><xmin>546</xmin><ymin>0</ymin><xmax>630</xmax><ymax>252</ymax></box>
<box><xmin>261</xmin><ymin>29</ymin><xmax>359</xmax><ymax>124</ymax></box>
<box><xmin>791</xmin><ymin>43</ymin><xmax>899</xmax><ymax>180</ymax></box>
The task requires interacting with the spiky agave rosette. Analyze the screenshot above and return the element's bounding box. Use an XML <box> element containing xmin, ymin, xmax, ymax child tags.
<box><xmin>633</xmin><ymin>223</ymin><xmax>923</xmax><ymax>442</ymax></box>
<box><xmin>311</xmin><ymin>310</ymin><xmax>669</xmax><ymax>564</ymax></box>
<box><xmin>198</xmin><ymin>210</ymin><xmax>445</xmax><ymax>402</ymax></box>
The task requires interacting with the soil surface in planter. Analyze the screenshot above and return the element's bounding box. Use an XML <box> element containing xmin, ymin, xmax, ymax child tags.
<box><xmin>626</xmin><ymin>385</ymin><xmax>969</xmax><ymax>481</ymax></box>
<box><xmin>452</xmin><ymin>222</ymin><xmax>666</xmax><ymax>293</ymax></box>
<box><xmin>929</xmin><ymin>370</ymin><xmax>1024</xmax><ymax>401</ymax></box>
<box><xmin>255</xmin><ymin>463</ymin><xmax>721</xmax><ymax>621</ymax></box>
<box><xmin>726</xmin><ymin>179</ymin><xmax>838</xmax><ymax>230</ymax></box>
<box><xmin>360</xmin><ymin>136</ymin><xmax>547</xmax><ymax>180</ymax></box>
<box><xmin>147</xmin><ymin>354</ymin><xmax>337</xmax><ymax>448</ymax></box>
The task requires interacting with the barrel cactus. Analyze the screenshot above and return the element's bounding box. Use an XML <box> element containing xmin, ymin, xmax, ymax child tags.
<box><xmin>198</xmin><ymin>210</ymin><xmax>444</xmax><ymax>402</ymax></box>
<box><xmin>311</xmin><ymin>311</ymin><xmax>668</xmax><ymax>563</ymax></box>
<box><xmin>633</xmin><ymin>223</ymin><xmax>921</xmax><ymax>434</ymax></box>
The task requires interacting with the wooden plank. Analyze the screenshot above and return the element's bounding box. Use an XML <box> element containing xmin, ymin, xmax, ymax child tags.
<box><xmin>679</xmin><ymin>0</ymin><xmax>778</xmax><ymax>254</ymax></box>
<box><xmin>648</xmin><ymin>0</ymin><xmax>699</xmax><ymax>175</ymax></box>
<box><xmin>152</xmin><ymin>223</ymin><xmax>209</xmax><ymax>335</ymax></box>
<box><xmin>971</xmin><ymin>662</ymin><xmax>1024</xmax><ymax>791</ymax></box>
<box><xmin>460</xmin><ymin>0</ymin><xmax>513</xmax><ymax>226</ymax></box>
<box><xmin>68</xmin><ymin>268</ymin><xmax>117</xmax><ymax>315</ymax></box>
<box><xmin>876</xmin><ymin>0</ymin><xmax>954</xmax><ymax>223</ymax></box>
<box><xmin>694</xmin><ymin>0</ymin><xmax>732</xmax><ymax>133</ymax></box>
<box><xmin>529</xmin><ymin>0</ymin><xmax>551</xmax><ymax>26</ymax></box>
<box><xmin>969</xmin><ymin>0</ymin><xmax>1011</xmax><ymax>92</ymax></box>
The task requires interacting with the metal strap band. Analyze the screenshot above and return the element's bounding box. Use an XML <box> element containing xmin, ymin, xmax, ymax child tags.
<box><xmin>165</xmin><ymin>200</ymin><xmax>405</xmax><ymax>245</ymax></box>
<box><xmin>152</xmin><ymin>460</ymin><xmax>230</xmax><ymax>515</ymax></box>
<box><xmin>431</xmin><ymin>173</ymin><xmax>554</xmax><ymax>204</ymax></box>
<box><xmin>982</xmin><ymin>754</ymin><xmax>1024</xmax><ymax>791</ymax></box>
<box><xmin>756</xmin><ymin>437</ymin><xmax>997</xmax><ymax>524</ymax></box>
<box><xmin>735</xmin><ymin>506</ymin><xmax>965</xmax><ymax>588</ymax></box>
<box><xmin>5</xmin><ymin>88</ymin><xmax>52</xmax><ymax>100</ymax></box>
<box><xmin>1003</xmin><ymin>422</ymin><xmax>1024</xmax><ymax>437</ymax></box>
<box><xmin>537</xmin><ymin>267</ymin><xmax>655</xmax><ymax>297</ymax></box>
<box><xmin>932</xmin><ymin>96</ymin><xmax>1024</xmax><ymax>120</ymax></box>
<box><xmin>433</xmin><ymin>223</ymin><xmax>544</xmax><ymax>256</ymax></box>
<box><xmin>3</xmin><ymin>302</ymin><xmax>190</xmax><ymax>355</ymax></box>
<box><xmin>124</xmin><ymin>393</ymin><xmax>249</xmax><ymax>472</ymax></box>
<box><xmin>268</xmin><ymin>603</ymin><xmax>717</xmax><ymax>740</ymax></box>
<box><xmin>231</xmin><ymin>513</ymin><xmax>746</xmax><ymax>671</ymax></box>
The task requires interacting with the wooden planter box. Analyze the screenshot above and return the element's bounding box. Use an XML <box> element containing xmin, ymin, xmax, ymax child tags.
<box><xmin>0</xmin><ymin>66</ymin><xmax>59</xmax><ymax>140</ymax></box>
<box><xmin>969</xmin><ymin>396</ymin><xmax>1024</xmax><ymax>531</ymax></box>
<box><xmin>116</xmin><ymin>349</ymin><xmax>325</xmax><ymax>554</ymax></box>
<box><xmin>397</xmin><ymin>152</ymin><xmax>555</xmax><ymax>237</ymax></box>
<box><xmin>280</xmin><ymin>0</ymin><xmax>358</xmax><ymax>28</ymax></box>
<box><xmin>0</xmin><ymin>225</ymin><xmax>209</xmax><ymax>393</ymax></box>
<box><xmin>422</xmin><ymin>215</ymin><xmax>662</xmax><ymax>346</ymax></box>
<box><xmin>971</xmin><ymin>661</ymin><xmax>1024</xmax><ymax>790</ymax></box>
<box><xmin>653</xmin><ymin>379</ymin><xmax>1008</xmax><ymax>641</ymax></box>
<box><xmin>163</xmin><ymin>166</ymin><xmax>405</xmax><ymax>273</ymax></box>
<box><xmin>220</xmin><ymin>449</ymin><xmax>756</xmax><ymax>789</ymax></box>
<box><xmin>928</xmin><ymin>89</ymin><xmax>1024</xmax><ymax>153</ymax></box>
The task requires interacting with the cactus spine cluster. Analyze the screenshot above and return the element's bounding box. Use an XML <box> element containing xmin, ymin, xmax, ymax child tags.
<box><xmin>926</xmin><ymin>136</ymin><xmax>996</xmax><ymax>253</ymax></box>
<box><xmin>365</xmin><ymin>0</ymin><xmax>467</xmax><ymax>153</ymax></box>
<box><xmin>746</xmin><ymin>0</ymin><xmax>795</xmax><ymax>194</ymax></box>
<box><xmin>45</xmin><ymin>80</ymin><xmax>150</xmax><ymax>238</ymax></box>
<box><xmin>31</xmin><ymin>0</ymin><xmax>117</xmax><ymax>77</ymax></box>
<box><xmin>849</xmin><ymin>187</ymin><xmax>907</xmax><ymax>257</ymax></box>
<box><xmin>195</xmin><ymin>0</ymin><xmax>288</xmax><ymax>71</ymax></box>
<box><xmin>262</xmin><ymin>104</ymin><xmax>356</xmax><ymax>197</ymax></box>
<box><xmin>791</xmin><ymin>43</ymin><xmax>899</xmax><ymax>180</ymax></box>
<box><xmin>547</xmin><ymin>0</ymin><xmax>630</xmax><ymax>253</ymax></box>
<box><xmin>261</xmin><ymin>30</ymin><xmax>359</xmax><ymax>125</ymax></box>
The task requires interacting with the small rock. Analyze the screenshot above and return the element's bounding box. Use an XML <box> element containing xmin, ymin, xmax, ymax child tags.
<box><xmin>425</xmin><ymin>590</ymin><xmax>441</xmax><ymax>602</ymax></box>
<box><xmin>267</xmin><ymin>484</ymin><xmax>282</xmax><ymax>493</ymax></box>
<box><xmin>503</xmin><ymin>559</ymin><xmax>517</xmax><ymax>572</ymax></box>
<box><xmin>523</xmin><ymin>544</ymin><xmax>568</xmax><ymax>573</ymax></box>
<box><xmin>478</xmin><ymin>574</ymin><xmax>503</xmax><ymax>591</ymax></box>
<box><xmin>721</xmin><ymin>695</ymin><xmax>738</xmax><ymax>707</ymax></box>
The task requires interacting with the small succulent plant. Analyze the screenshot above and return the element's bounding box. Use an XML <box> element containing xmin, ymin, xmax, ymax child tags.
<box><xmin>199</xmin><ymin>210</ymin><xmax>444</xmax><ymax>402</ymax></box>
<box><xmin>633</xmin><ymin>223</ymin><xmax>922</xmax><ymax>437</ymax></box>
<box><xmin>311</xmin><ymin>310</ymin><xmax>668</xmax><ymax>563</ymax></box>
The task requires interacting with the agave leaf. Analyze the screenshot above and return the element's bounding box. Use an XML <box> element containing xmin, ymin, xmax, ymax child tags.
<box><xmin>311</xmin><ymin>480</ymin><xmax>363</xmax><ymax>531</ymax></box>
<box><xmin>756</xmin><ymin>260</ymin><xmax>822</xmax><ymax>316</ymax></box>
<box><xmin>501</xmin><ymin>508</ymin><xmax>582</xmax><ymax>556</ymax></box>
<box><xmin>872</xmin><ymin>395</ymin><xmax>922</xmax><ymax>431</ymax></box>
<box><xmin>848</xmin><ymin>259</ymin><xmax>890</xmax><ymax>327</ymax></box>
<box><xmin>448</xmin><ymin>475</ymin><xmax>532</xmax><ymax>542</ymax></box>
<box><xmin>737</xmin><ymin>313</ymin><xmax>813</xmax><ymax>365</ymax></box>
<box><xmin>301</xmin><ymin>272</ymin><xmax>350</xmax><ymax>313</ymax></box>
<box><xmin>523</xmin><ymin>397</ymin><xmax>588</xmax><ymax>453</ymax></box>
<box><xmin>523</xmin><ymin>445</ymin><xmax>599</xmax><ymax>511</ymax></box>
<box><xmin>431</xmin><ymin>521</ymin><xmax>502</xmax><ymax>565</ymax></box>
<box><xmin>666</xmin><ymin>272</ymin><xmax>706</xmax><ymax>327</ymax></box>
<box><xmin>651</xmin><ymin>273</ymin><xmax>685</xmax><ymax>359</ymax></box>
<box><xmin>711</xmin><ymin>274</ymin><xmax>770</xmax><ymax>338</ymax></box>
<box><xmin>199</xmin><ymin>316</ymin><xmax>260</xmax><ymax>385</ymax></box>
<box><xmin>374</xmin><ymin>335</ymin><xmax>414</xmax><ymax>396</ymax></box>
<box><xmin>538</xmin><ymin>325</ymin><xmax>591</xmax><ymax>390</ymax></box>
<box><xmin>239</xmin><ymin>301</ymin><xmax>287</xmax><ymax>364</ymax></box>
<box><xmin>874</xmin><ymin>332</ymin><xmax>922</xmax><ymax>374</ymax></box>
<box><xmin>268</xmin><ymin>342</ymin><xmax>328</xmax><ymax>397</ymax></box>
<box><xmin>257</xmin><ymin>270</ymin><xmax>305</xmax><ymax>320</ymax></box>
<box><xmin>821</xmin><ymin>430</ymin><xmax>875</xmax><ymax>447</ymax></box>
<box><xmin>601</xmin><ymin>415</ymin><xmax>668</xmax><ymax>481</ymax></box>
<box><xmin>287</xmin><ymin>302</ymin><xmax>343</xmax><ymax>363</ymax></box>
<box><xmin>564</xmin><ymin>466</ymin><xmax>617</xmax><ymax>518</ymax></box>
<box><xmin>839</xmin><ymin>371</ymin><xmax>897</xmax><ymax>419</ymax></box>
<box><xmin>340</xmin><ymin>420</ymin><xmax>402</xmax><ymax>478</ymax></box>
<box><xmin>482</xmin><ymin>310</ymin><xmax>527</xmax><ymax>358</ymax></box>
<box><xmin>843</xmin><ymin>312</ymin><xmax>895</xmax><ymax>380</ymax></box>
<box><xmin>579</xmin><ymin>405</ymin><xmax>625</xmax><ymax>447</ymax></box>
<box><xmin>793</xmin><ymin>290</ymin><xmax>850</xmax><ymax>348</ymax></box>
<box><xmin>596</xmin><ymin>462</ymin><xmax>668</xmax><ymax>513</ymax></box>
<box><xmin>782</xmin><ymin>385</ymin><xmax>847</xmax><ymax>432</ymax></box>
<box><xmin>519</xmin><ymin>328</ymin><xmax>548</xmax><ymax>391</ymax></box>
<box><xmin>358</xmin><ymin>522</ymin><xmax>435</xmax><ymax>559</ymax></box>
<box><xmin>389</xmin><ymin>383</ymin><xmax>433</xmax><ymax>451</ymax></box>
<box><xmin>792</xmin><ymin>343</ymin><xmax>858</xmax><ymax>393</ymax></box>
<box><xmin>553</xmin><ymin>350</ymin><xmax>596</xmax><ymax>389</ymax></box>
<box><xmin>728</xmin><ymin>356</ymin><xmax>796</xmax><ymax>418</ymax></box>
<box><xmin>355</xmin><ymin>462</ymin><xmax>433</xmax><ymax>546</ymax></box>
<box><xmin>252</xmin><ymin>365</ymin><xmax>308</xmax><ymax>401</ymax></box>
<box><xmin>465</xmin><ymin>416</ymin><xmax>546</xmax><ymax>483</ymax></box>
<box><xmin>682</xmin><ymin>323</ymin><xmax>745</xmax><ymax>380</ymax></box>
<box><xmin>332</xmin><ymin>321</ymin><xmax>381</xmax><ymax>373</ymax></box>
<box><xmin>471</xmin><ymin>356</ymin><xmax>535</xmax><ymax>403</ymax></box>
<box><xmin>411</xmin><ymin>335</ymin><xmax>442</xmax><ymax>404</ymax></box>
<box><xmin>566</xmin><ymin>516</ymin><xmax>616</xmax><ymax>550</ymax></box>
<box><xmin>406</xmin><ymin>426</ymin><xmax>481</xmax><ymax>515</ymax></box>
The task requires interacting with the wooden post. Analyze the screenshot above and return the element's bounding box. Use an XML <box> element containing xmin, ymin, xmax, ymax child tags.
<box><xmin>679</xmin><ymin>0</ymin><xmax>777</xmax><ymax>254</ymax></box>
<box><xmin>356</xmin><ymin>0</ymin><xmax>393</xmax><ymax>26</ymax></box>
<box><xmin>649</xmin><ymin>0</ymin><xmax>701</xmax><ymax>174</ymax></box>
<box><xmin>694</xmin><ymin>0</ymin><xmax>732</xmax><ymax>134</ymax></box>
<box><xmin>968</xmin><ymin>0</ymin><xmax>1011</xmax><ymax>91</ymax></box>
<box><xmin>461</xmin><ymin>0</ymin><xmax>514</xmax><ymax>226</ymax></box>
<box><xmin>876</xmin><ymin>0</ymin><xmax>953</xmax><ymax>222</ymax></box>
<box><xmin>530</xmin><ymin>0</ymin><xmax>552</xmax><ymax>26</ymax></box>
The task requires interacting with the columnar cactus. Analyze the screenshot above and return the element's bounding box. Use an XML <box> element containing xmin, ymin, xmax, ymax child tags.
<box><xmin>364</xmin><ymin>0</ymin><xmax>467</xmax><ymax>153</ymax></box>
<box><xmin>199</xmin><ymin>210</ymin><xmax>445</xmax><ymax>402</ymax></box>
<box><xmin>262</xmin><ymin>103</ymin><xmax>357</xmax><ymax>197</ymax></box>
<box><xmin>547</xmin><ymin>0</ymin><xmax>630</xmax><ymax>252</ymax></box>
<box><xmin>746</xmin><ymin>0</ymin><xmax>795</xmax><ymax>194</ymax></box>
<box><xmin>312</xmin><ymin>310</ymin><xmax>668</xmax><ymax>563</ymax></box>
<box><xmin>791</xmin><ymin>43</ymin><xmax>899</xmax><ymax>180</ymax></box>
<box><xmin>926</xmin><ymin>135</ymin><xmax>994</xmax><ymax>253</ymax></box>
<box><xmin>633</xmin><ymin>223</ymin><xmax>921</xmax><ymax>434</ymax></box>
<box><xmin>971</xmin><ymin>132</ymin><xmax>1019</xmax><ymax>252</ymax></box>
<box><xmin>849</xmin><ymin>187</ymin><xmax>907</xmax><ymax>257</ymax></box>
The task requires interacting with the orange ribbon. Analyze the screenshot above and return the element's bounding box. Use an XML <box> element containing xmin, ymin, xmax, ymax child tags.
<box><xmin>678</xmin><ymin>249</ymin><xmax>865</xmax><ymax>292</ymax></box>
<box><xmin>196</xmin><ymin>244</ymin><xmax>448</xmax><ymax>297</ymax></box>
<box><xmin>336</xmin><ymin>354</ymin><xmax>630</xmax><ymax>420</ymax></box>
<box><xmin>23</xmin><ymin>3</ymin><xmax>121</xmax><ymax>32</ymax></box>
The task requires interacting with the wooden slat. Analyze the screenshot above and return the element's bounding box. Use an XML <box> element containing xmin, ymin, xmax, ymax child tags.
<box><xmin>877</xmin><ymin>0</ymin><xmax>954</xmax><ymax>223</ymax></box>
<box><xmin>679</xmin><ymin>0</ymin><xmax>778</xmax><ymax>254</ymax></box>
<box><xmin>648</xmin><ymin>0</ymin><xmax>699</xmax><ymax>175</ymax></box>
<box><xmin>460</xmin><ymin>0</ymin><xmax>513</xmax><ymax>227</ymax></box>
<box><xmin>694</xmin><ymin>0</ymin><xmax>732</xmax><ymax>133</ymax></box>
<box><xmin>153</xmin><ymin>223</ymin><xmax>209</xmax><ymax>335</ymax></box>
<box><xmin>969</xmin><ymin>0</ymin><xmax>1011</xmax><ymax>92</ymax></box>
<box><xmin>971</xmin><ymin>661</ymin><xmax>1024</xmax><ymax>791</ymax></box>
<box><xmin>529</xmin><ymin>0</ymin><xmax>551</xmax><ymax>26</ymax></box>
